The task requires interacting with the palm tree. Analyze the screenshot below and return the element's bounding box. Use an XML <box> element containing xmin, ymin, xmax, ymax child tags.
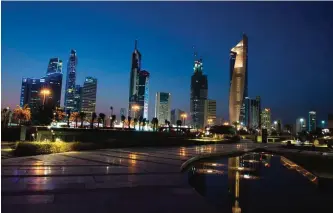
<box><xmin>232</xmin><ymin>121</ymin><xmax>239</xmax><ymax>131</ymax></box>
<box><xmin>66</xmin><ymin>110</ymin><xmax>71</xmax><ymax>127</ymax></box>
<box><xmin>70</xmin><ymin>112</ymin><xmax>80</xmax><ymax>128</ymax></box>
<box><xmin>110</xmin><ymin>106</ymin><xmax>113</xmax><ymax>117</ymax></box>
<box><xmin>2</xmin><ymin>107</ymin><xmax>10</xmax><ymax>128</ymax></box>
<box><xmin>139</xmin><ymin>115</ymin><xmax>143</xmax><ymax>131</ymax></box>
<box><xmin>127</xmin><ymin>116</ymin><xmax>132</xmax><ymax>129</ymax></box>
<box><xmin>134</xmin><ymin>118</ymin><xmax>138</xmax><ymax>130</ymax></box>
<box><xmin>91</xmin><ymin>112</ymin><xmax>97</xmax><ymax>129</ymax></box>
<box><xmin>111</xmin><ymin>115</ymin><xmax>116</xmax><ymax>128</ymax></box>
<box><xmin>176</xmin><ymin>120</ymin><xmax>182</xmax><ymax>132</ymax></box>
<box><xmin>121</xmin><ymin>115</ymin><xmax>126</xmax><ymax>129</ymax></box>
<box><xmin>13</xmin><ymin>104</ymin><xmax>31</xmax><ymax>126</ymax></box>
<box><xmin>79</xmin><ymin>112</ymin><xmax>86</xmax><ymax>128</ymax></box>
<box><xmin>99</xmin><ymin>113</ymin><xmax>106</xmax><ymax>128</ymax></box>
<box><xmin>151</xmin><ymin>117</ymin><xmax>159</xmax><ymax>131</ymax></box>
<box><xmin>142</xmin><ymin>118</ymin><xmax>147</xmax><ymax>131</ymax></box>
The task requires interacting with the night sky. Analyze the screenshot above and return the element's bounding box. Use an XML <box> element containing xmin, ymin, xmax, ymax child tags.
<box><xmin>2</xmin><ymin>2</ymin><xmax>333</xmax><ymax>124</ymax></box>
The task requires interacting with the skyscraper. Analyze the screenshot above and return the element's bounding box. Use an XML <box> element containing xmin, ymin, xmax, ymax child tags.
<box><xmin>296</xmin><ymin>117</ymin><xmax>306</xmax><ymax>133</ymax></box>
<box><xmin>44</xmin><ymin>58</ymin><xmax>63</xmax><ymax>108</ymax></box>
<box><xmin>20</xmin><ymin>78</ymin><xmax>44</xmax><ymax>112</ymax></box>
<box><xmin>261</xmin><ymin>108</ymin><xmax>271</xmax><ymax>130</ymax></box>
<box><xmin>73</xmin><ymin>85</ymin><xmax>82</xmax><ymax>112</ymax></box>
<box><xmin>46</xmin><ymin>58</ymin><xmax>62</xmax><ymax>75</ymax></box>
<box><xmin>190</xmin><ymin>58</ymin><xmax>208</xmax><ymax>129</ymax></box>
<box><xmin>229</xmin><ymin>34</ymin><xmax>248</xmax><ymax>124</ymax></box>
<box><xmin>64</xmin><ymin>50</ymin><xmax>78</xmax><ymax>111</ymax></box>
<box><xmin>81</xmin><ymin>77</ymin><xmax>97</xmax><ymax>116</ymax></box>
<box><xmin>204</xmin><ymin>99</ymin><xmax>216</xmax><ymax>127</ymax></box>
<box><xmin>155</xmin><ymin>92</ymin><xmax>171</xmax><ymax>125</ymax></box>
<box><xmin>128</xmin><ymin>40</ymin><xmax>141</xmax><ymax>118</ymax></box>
<box><xmin>308</xmin><ymin>111</ymin><xmax>316</xmax><ymax>132</ymax></box>
<box><xmin>171</xmin><ymin>109</ymin><xmax>185</xmax><ymax>125</ymax></box>
<box><xmin>137</xmin><ymin>70</ymin><xmax>150</xmax><ymax>119</ymax></box>
<box><xmin>244</xmin><ymin>96</ymin><xmax>260</xmax><ymax>129</ymax></box>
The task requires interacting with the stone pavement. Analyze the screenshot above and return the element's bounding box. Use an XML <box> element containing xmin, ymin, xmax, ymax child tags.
<box><xmin>1</xmin><ymin>141</ymin><xmax>276</xmax><ymax>213</ymax></box>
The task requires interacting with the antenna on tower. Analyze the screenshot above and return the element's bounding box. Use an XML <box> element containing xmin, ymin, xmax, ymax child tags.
<box><xmin>193</xmin><ymin>45</ymin><xmax>198</xmax><ymax>60</ymax></box>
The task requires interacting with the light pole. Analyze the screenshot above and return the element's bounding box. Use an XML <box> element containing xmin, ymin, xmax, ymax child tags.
<box><xmin>321</xmin><ymin>120</ymin><xmax>325</xmax><ymax>128</ymax></box>
<box><xmin>300</xmin><ymin>118</ymin><xmax>304</xmax><ymax>132</ymax></box>
<box><xmin>40</xmin><ymin>89</ymin><xmax>50</xmax><ymax>109</ymax></box>
<box><xmin>181</xmin><ymin>113</ymin><xmax>187</xmax><ymax>126</ymax></box>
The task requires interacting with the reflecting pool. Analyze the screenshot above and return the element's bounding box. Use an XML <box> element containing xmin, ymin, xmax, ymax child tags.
<box><xmin>188</xmin><ymin>152</ymin><xmax>333</xmax><ymax>213</ymax></box>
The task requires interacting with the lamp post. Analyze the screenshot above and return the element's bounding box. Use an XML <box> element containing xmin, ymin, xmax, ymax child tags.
<box><xmin>131</xmin><ymin>105</ymin><xmax>140</xmax><ymax>119</ymax></box>
<box><xmin>321</xmin><ymin>120</ymin><xmax>325</xmax><ymax>128</ymax></box>
<box><xmin>207</xmin><ymin>118</ymin><xmax>213</xmax><ymax>127</ymax></box>
<box><xmin>40</xmin><ymin>89</ymin><xmax>50</xmax><ymax>109</ymax></box>
<box><xmin>300</xmin><ymin>118</ymin><xmax>304</xmax><ymax>132</ymax></box>
<box><xmin>181</xmin><ymin>113</ymin><xmax>187</xmax><ymax>126</ymax></box>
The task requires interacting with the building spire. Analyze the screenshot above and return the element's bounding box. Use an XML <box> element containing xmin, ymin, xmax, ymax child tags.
<box><xmin>192</xmin><ymin>45</ymin><xmax>197</xmax><ymax>60</ymax></box>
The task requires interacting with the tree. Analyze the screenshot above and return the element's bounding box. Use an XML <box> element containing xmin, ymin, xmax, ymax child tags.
<box><xmin>142</xmin><ymin>118</ymin><xmax>147</xmax><ymax>131</ymax></box>
<box><xmin>70</xmin><ymin>112</ymin><xmax>80</xmax><ymax>128</ymax></box>
<box><xmin>13</xmin><ymin>104</ymin><xmax>31</xmax><ymax>126</ymax></box>
<box><xmin>121</xmin><ymin>115</ymin><xmax>126</xmax><ymax>129</ymax></box>
<box><xmin>2</xmin><ymin>107</ymin><xmax>11</xmax><ymax>128</ymax></box>
<box><xmin>134</xmin><ymin>118</ymin><xmax>138</xmax><ymax>130</ymax></box>
<box><xmin>151</xmin><ymin>117</ymin><xmax>159</xmax><ymax>131</ymax></box>
<box><xmin>127</xmin><ymin>116</ymin><xmax>132</xmax><ymax>129</ymax></box>
<box><xmin>66</xmin><ymin>110</ymin><xmax>71</xmax><ymax>127</ymax></box>
<box><xmin>111</xmin><ymin>115</ymin><xmax>116</xmax><ymax>128</ymax></box>
<box><xmin>139</xmin><ymin>115</ymin><xmax>143</xmax><ymax>131</ymax></box>
<box><xmin>55</xmin><ymin>108</ymin><xmax>66</xmax><ymax>122</ymax></box>
<box><xmin>79</xmin><ymin>112</ymin><xmax>86</xmax><ymax>128</ymax></box>
<box><xmin>99</xmin><ymin>113</ymin><xmax>106</xmax><ymax>128</ymax></box>
<box><xmin>110</xmin><ymin>106</ymin><xmax>113</xmax><ymax>116</ymax></box>
<box><xmin>91</xmin><ymin>112</ymin><xmax>97</xmax><ymax>129</ymax></box>
<box><xmin>176</xmin><ymin>120</ymin><xmax>182</xmax><ymax>132</ymax></box>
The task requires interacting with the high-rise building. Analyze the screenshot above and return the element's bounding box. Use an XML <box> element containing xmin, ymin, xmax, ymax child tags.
<box><xmin>44</xmin><ymin>59</ymin><xmax>63</xmax><ymax>109</ymax></box>
<box><xmin>20</xmin><ymin>78</ymin><xmax>45</xmax><ymax>112</ymax></box>
<box><xmin>64</xmin><ymin>50</ymin><xmax>78</xmax><ymax>111</ymax></box>
<box><xmin>46</xmin><ymin>58</ymin><xmax>62</xmax><ymax>75</ymax></box>
<box><xmin>308</xmin><ymin>111</ymin><xmax>316</xmax><ymax>132</ymax></box>
<box><xmin>244</xmin><ymin>96</ymin><xmax>260</xmax><ymax>129</ymax></box>
<box><xmin>155</xmin><ymin>92</ymin><xmax>171</xmax><ymax>125</ymax></box>
<box><xmin>73</xmin><ymin>85</ymin><xmax>82</xmax><ymax>112</ymax></box>
<box><xmin>137</xmin><ymin>70</ymin><xmax>150</xmax><ymax>119</ymax></box>
<box><xmin>81</xmin><ymin>77</ymin><xmax>97</xmax><ymax>116</ymax></box>
<box><xmin>120</xmin><ymin>108</ymin><xmax>127</xmax><ymax>117</ymax></box>
<box><xmin>190</xmin><ymin>58</ymin><xmax>208</xmax><ymax>129</ymax></box>
<box><xmin>229</xmin><ymin>34</ymin><xmax>248</xmax><ymax>124</ymax></box>
<box><xmin>204</xmin><ymin>99</ymin><xmax>216</xmax><ymax>127</ymax></box>
<box><xmin>261</xmin><ymin>108</ymin><xmax>271</xmax><ymax>130</ymax></box>
<box><xmin>128</xmin><ymin>40</ymin><xmax>141</xmax><ymax>118</ymax></box>
<box><xmin>296</xmin><ymin>117</ymin><xmax>306</xmax><ymax>133</ymax></box>
<box><xmin>171</xmin><ymin>109</ymin><xmax>185</xmax><ymax>125</ymax></box>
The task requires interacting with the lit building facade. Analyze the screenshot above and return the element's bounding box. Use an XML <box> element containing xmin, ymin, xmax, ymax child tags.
<box><xmin>171</xmin><ymin>109</ymin><xmax>185</xmax><ymax>125</ymax></box>
<box><xmin>44</xmin><ymin>58</ymin><xmax>63</xmax><ymax>108</ymax></box>
<box><xmin>244</xmin><ymin>96</ymin><xmax>260</xmax><ymax>129</ymax></box>
<box><xmin>308</xmin><ymin>111</ymin><xmax>316</xmax><ymax>132</ymax></box>
<box><xmin>204</xmin><ymin>99</ymin><xmax>216</xmax><ymax>126</ymax></box>
<box><xmin>155</xmin><ymin>92</ymin><xmax>171</xmax><ymax>125</ymax></box>
<box><xmin>73</xmin><ymin>85</ymin><xmax>82</xmax><ymax>112</ymax></box>
<box><xmin>137</xmin><ymin>70</ymin><xmax>150</xmax><ymax>119</ymax></box>
<box><xmin>261</xmin><ymin>108</ymin><xmax>271</xmax><ymax>130</ymax></box>
<box><xmin>20</xmin><ymin>78</ymin><xmax>45</xmax><ymax>112</ymax></box>
<box><xmin>128</xmin><ymin>40</ymin><xmax>141</xmax><ymax>118</ymax></box>
<box><xmin>229</xmin><ymin>34</ymin><xmax>248</xmax><ymax>124</ymax></box>
<box><xmin>81</xmin><ymin>77</ymin><xmax>97</xmax><ymax>116</ymax></box>
<box><xmin>296</xmin><ymin>117</ymin><xmax>306</xmax><ymax>133</ymax></box>
<box><xmin>190</xmin><ymin>58</ymin><xmax>208</xmax><ymax>129</ymax></box>
<box><xmin>64</xmin><ymin>50</ymin><xmax>78</xmax><ymax>111</ymax></box>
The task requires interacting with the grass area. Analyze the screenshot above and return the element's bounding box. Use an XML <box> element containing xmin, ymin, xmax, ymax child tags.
<box><xmin>13</xmin><ymin>141</ymin><xmax>108</xmax><ymax>157</ymax></box>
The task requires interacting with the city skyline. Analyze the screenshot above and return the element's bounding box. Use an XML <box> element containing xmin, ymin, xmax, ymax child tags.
<box><xmin>2</xmin><ymin>2</ymin><xmax>333</xmax><ymax>123</ymax></box>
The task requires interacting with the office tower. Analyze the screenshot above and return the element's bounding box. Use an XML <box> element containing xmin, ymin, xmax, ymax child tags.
<box><xmin>44</xmin><ymin>59</ymin><xmax>63</xmax><ymax>108</ymax></box>
<box><xmin>261</xmin><ymin>108</ymin><xmax>271</xmax><ymax>130</ymax></box>
<box><xmin>64</xmin><ymin>50</ymin><xmax>78</xmax><ymax>111</ymax></box>
<box><xmin>244</xmin><ymin>96</ymin><xmax>260</xmax><ymax>129</ymax></box>
<box><xmin>308</xmin><ymin>111</ymin><xmax>316</xmax><ymax>132</ymax></box>
<box><xmin>137</xmin><ymin>70</ymin><xmax>150</xmax><ymax>119</ymax></box>
<box><xmin>229</xmin><ymin>34</ymin><xmax>248</xmax><ymax>124</ymax></box>
<box><xmin>46</xmin><ymin>58</ymin><xmax>62</xmax><ymax>75</ymax></box>
<box><xmin>204</xmin><ymin>99</ymin><xmax>216</xmax><ymax>127</ymax></box>
<box><xmin>20</xmin><ymin>78</ymin><xmax>45</xmax><ymax>113</ymax></box>
<box><xmin>171</xmin><ymin>109</ymin><xmax>185</xmax><ymax>125</ymax></box>
<box><xmin>120</xmin><ymin>108</ymin><xmax>127</xmax><ymax>117</ymax></box>
<box><xmin>128</xmin><ymin>40</ymin><xmax>141</xmax><ymax>117</ymax></box>
<box><xmin>155</xmin><ymin>92</ymin><xmax>171</xmax><ymax>125</ymax></box>
<box><xmin>296</xmin><ymin>117</ymin><xmax>306</xmax><ymax>133</ymax></box>
<box><xmin>73</xmin><ymin>85</ymin><xmax>82</xmax><ymax>112</ymax></box>
<box><xmin>81</xmin><ymin>77</ymin><xmax>97</xmax><ymax>116</ymax></box>
<box><xmin>190</xmin><ymin>58</ymin><xmax>208</xmax><ymax>129</ymax></box>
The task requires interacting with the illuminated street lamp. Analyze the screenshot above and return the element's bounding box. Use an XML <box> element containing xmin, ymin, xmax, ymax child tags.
<box><xmin>207</xmin><ymin>118</ymin><xmax>213</xmax><ymax>126</ymax></box>
<box><xmin>40</xmin><ymin>89</ymin><xmax>51</xmax><ymax>108</ymax></box>
<box><xmin>181</xmin><ymin>113</ymin><xmax>187</xmax><ymax>126</ymax></box>
<box><xmin>131</xmin><ymin>105</ymin><xmax>140</xmax><ymax>118</ymax></box>
<box><xmin>321</xmin><ymin>120</ymin><xmax>325</xmax><ymax>128</ymax></box>
<box><xmin>300</xmin><ymin>118</ymin><xmax>304</xmax><ymax>132</ymax></box>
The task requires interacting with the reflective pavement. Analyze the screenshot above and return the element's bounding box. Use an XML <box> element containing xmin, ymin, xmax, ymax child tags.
<box><xmin>2</xmin><ymin>141</ymin><xmax>279</xmax><ymax>213</ymax></box>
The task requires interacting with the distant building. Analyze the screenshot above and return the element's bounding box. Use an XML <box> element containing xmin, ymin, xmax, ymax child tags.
<box><xmin>261</xmin><ymin>108</ymin><xmax>271</xmax><ymax>131</ymax></box>
<box><xmin>308</xmin><ymin>111</ymin><xmax>316</xmax><ymax>132</ymax></box>
<box><xmin>81</xmin><ymin>77</ymin><xmax>97</xmax><ymax>116</ymax></box>
<box><xmin>155</xmin><ymin>92</ymin><xmax>171</xmax><ymax>125</ymax></box>
<box><xmin>204</xmin><ymin>99</ymin><xmax>216</xmax><ymax>127</ymax></box>
<box><xmin>296</xmin><ymin>117</ymin><xmax>306</xmax><ymax>133</ymax></box>
<box><xmin>190</xmin><ymin>58</ymin><xmax>208</xmax><ymax>129</ymax></box>
<box><xmin>73</xmin><ymin>85</ymin><xmax>82</xmax><ymax>112</ymax></box>
<box><xmin>171</xmin><ymin>109</ymin><xmax>185</xmax><ymax>125</ymax></box>
<box><xmin>64</xmin><ymin>50</ymin><xmax>78</xmax><ymax>111</ymax></box>
<box><xmin>244</xmin><ymin>96</ymin><xmax>260</xmax><ymax>129</ymax></box>
<box><xmin>229</xmin><ymin>34</ymin><xmax>248</xmax><ymax>124</ymax></box>
<box><xmin>137</xmin><ymin>70</ymin><xmax>150</xmax><ymax>119</ymax></box>
<box><xmin>44</xmin><ymin>72</ymin><xmax>63</xmax><ymax>109</ymax></box>
<box><xmin>20</xmin><ymin>78</ymin><xmax>44</xmax><ymax>113</ymax></box>
<box><xmin>46</xmin><ymin>58</ymin><xmax>62</xmax><ymax>75</ymax></box>
<box><xmin>128</xmin><ymin>40</ymin><xmax>141</xmax><ymax>118</ymax></box>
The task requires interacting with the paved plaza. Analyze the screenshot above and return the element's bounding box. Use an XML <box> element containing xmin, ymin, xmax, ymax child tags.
<box><xmin>0</xmin><ymin>141</ymin><xmax>308</xmax><ymax>213</ymax></box>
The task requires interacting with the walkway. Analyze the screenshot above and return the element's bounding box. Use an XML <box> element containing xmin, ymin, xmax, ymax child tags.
<box><xmin>1</xmin><ymin>141</ymin><xmax>278</xmax><ymax>213</ymax></box>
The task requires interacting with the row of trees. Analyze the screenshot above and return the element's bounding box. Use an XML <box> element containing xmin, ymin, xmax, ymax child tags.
<box><xmin>1</xmin><ymin>105</ymin><xmax>31</xmax><ymax>127</ymax></box>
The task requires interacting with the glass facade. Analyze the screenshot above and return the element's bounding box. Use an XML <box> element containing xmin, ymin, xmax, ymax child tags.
<box><xmin>20</xmin><ymin>78</ymin><xmax>44</xmax><ymax>113</ymax></box>
<box><xmin>81</xmin><ymin>77</ymin><xmax>97</xmax><ymax>116</ymax></box>
<box><xmin>155</xmin><ymin>92</ymin><xmax>171</xmax><ymax>125</ymax></box>
<box><xmin>137</xmin><ymin>70</ymin><xmax>150</xmax><ymax>119</ymax></box>
<box><xmin>74</xmin><ymin>85</ymin><xmax>82</xmax><ymax>112</ymax></box>
<box><xmin>308</xmin><ymin>111</ymin><xmax>316</xmax><ymax>132</ymax></box>
<box><xmin>229</xmin><ymin>34</ymin><xmax>248</xmax><ymax>124</ymax></box>
<box><xmin>261</xmin><ymin>108</ymin><xmax>271</xmax><ymax>131</ymax></box>
<box><xmin>64</xmin><ymin>50</ymin><xmax>78</xmax><ymax>111</ymax></box>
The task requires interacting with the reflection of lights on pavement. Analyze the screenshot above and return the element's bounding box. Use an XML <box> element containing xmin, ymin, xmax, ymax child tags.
<box><xmin>212</xmin><ymin>163</ymin><xmax>217</xmax><ymax>166</ymax></box>
<box><xmin>207</xmin><ymin>169</ymin><xmax>213</xmax><ymax>173</ymax></box>
<box><xmin>243</xmin><ymin>174</ymin><xmax>250</xmax><ymax>179</ymax></box>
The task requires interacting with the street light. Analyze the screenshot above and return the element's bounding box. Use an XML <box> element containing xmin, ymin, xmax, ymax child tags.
<box><xmin>207</xmin><ymin>118</ymin><xmax>213</xmax><ymax>126</ymax></box>
<box><xmin>40</xmin><ymin>89</ymin><xmax>51</xmax><ymax>107</ymax></box>
<box><xmin>131</xmin><ymin>105</ymin><xmax>140</xmax><ymax>118</ymax></box>
<box><xmin>300</xmin><ymin>118</ymin><xmax>304</xmax><ymax>132</ymax></box>
<box><xmin>181</xmin><ymin>113</ymin><xmax>187</xmax><ymax>126</ymax></box>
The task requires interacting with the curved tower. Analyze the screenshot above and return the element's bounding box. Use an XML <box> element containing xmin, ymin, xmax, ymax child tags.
<box><xmin>229</xmin><ymin>34</ymin><xmax>248</xmax><ymax>124</ymax></box>
<box><xmin>64</xmin><ymin>49</ymin><xmax>78</xmax><ymax>111</ymax></box>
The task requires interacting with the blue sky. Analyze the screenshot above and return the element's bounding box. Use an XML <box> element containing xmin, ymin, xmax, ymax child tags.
<box><xmin>2</xmin><ymin>2</ymin><xmax>333</xmax><ymax>123</ymax></box>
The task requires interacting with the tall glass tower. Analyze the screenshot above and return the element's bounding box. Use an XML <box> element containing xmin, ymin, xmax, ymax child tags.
<box><xmin>128</xmin><ymin>40</ymin><xmax>141</xmax><ymax>117</ymax></box>
<box><xmin>64</xmin><ymin>50</ymin><xmax>78</xmax><ymax>111</ymax></box>
<box><xmin>45</xmin><ymin>58</ymin><xmax>63</xmax><ymax>108</ymax></box>
<box><xmin>137</xmin><ymin>70</ymin><xmax>150</xmax><ymax>119</ymax></box>
<box><xmin>229</xmin><ymin>34</ymin><xmax>248</xmax><ymax>124</ymax></box>
<box><xmin>190</xmin><ymin>58</ymin><xmax>208</xmax><ymax>129</ymax></box>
